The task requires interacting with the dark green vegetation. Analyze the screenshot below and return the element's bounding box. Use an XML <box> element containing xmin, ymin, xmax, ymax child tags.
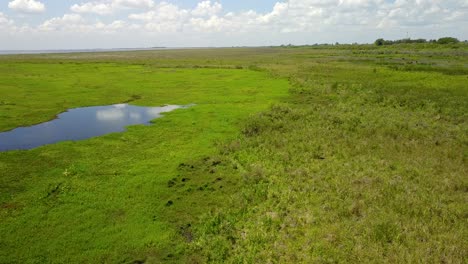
<box><xmin>1</xmin><ymin>44</ymin><xmax>467</xmax><ymax>263</ymax></box>
<box><xmin>374</xmin><ymin>37</ymin><xmax>462</xmax><ymax>46</ymax></box>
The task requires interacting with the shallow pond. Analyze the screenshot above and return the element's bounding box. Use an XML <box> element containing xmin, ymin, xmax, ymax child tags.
<box><xmin>0</xmin><ymin>104</ymin><xmax>191</xmax><ymax>151</ymax></box>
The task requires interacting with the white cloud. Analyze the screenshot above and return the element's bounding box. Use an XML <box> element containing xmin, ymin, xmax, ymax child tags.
<box><xmin>38</xmin><ymin>13</ymin><xmax>137</xmax><ymax>34</ymax></box>
<box><xmin>8</xmin><ymin>0</ymin><xmax>45</xmax><ymax>13</ymax></box>
<box><xmin>114</xmin><ymin>0</ymin><xmax>154</xmax><ymax>9</ymax></box>
<box><xmin>27</xmin><ymin>0</ymin><xmax>468</xmax><ymax>35</ymax></box>
<box><xmin>190</xmin><ymin>16</ymin><xmax>225</xmax><ymax>32</ymax></box>
<box><xmin>0</xmin><ymin>13</ymin><xmax>16</xmax><ymax>36</ymax></box>
<box><xmin>129</xmin><ymin>2</ymin><xmax>190</xmax><ymax>32</ymax></box>
<box><xmin>71</xmin><ymin>2</ymin><xmax>114</xmax><ymax>15</ymax></box>
<box><xmin>376</xmin><ymin>0</ymin><xmax>468</xmax><ymax>28</ymax></box>
<box><xmin>0</xmin><ymin>12</ymin><xmax>38</xmax><ymax>37</ymax></box>
<box><xmin>71</xmin><ymin>0</ymin><xmax>154</xmax><ymax>15</ymax></box>
<box><xmin>2</xmin><ymin>0</ymin><xmax>467</xmax><ymax>49</ymax></box>
<box><xmin>39</xmin><ymin>14</ymin><xmax>84</xmax><ymax>31</ymax></box>
<box><xmin>192</xmin><ymin>1</ymin><xmax>222</xmax><ymax>17</ymax></box>
<box><xmin>0</xmin><ymin>12</ymin><xmax>14</xmax><ymax>27</ymax></box>
<box><xmin>126</xmin><ymin>0</ymin><xmax>468</xmax><ymax>36</ymax></box>
<box><xmin>129</xmin><ymin>2</ymin><xmax>188</xmax><ymax>22</ymax></box>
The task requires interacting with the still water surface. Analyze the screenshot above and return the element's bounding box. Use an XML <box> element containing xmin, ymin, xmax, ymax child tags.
<box><xmin>0</xmin><ymin>104</ymin><xmax>190</xmax><ymax>151</ymax></box>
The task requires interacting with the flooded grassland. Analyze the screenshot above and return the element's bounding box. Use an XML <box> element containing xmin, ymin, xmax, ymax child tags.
<box><xmin>0</xmin><ymin>45</ymin><xmax>467</xmax><ymax>263</ymax></box>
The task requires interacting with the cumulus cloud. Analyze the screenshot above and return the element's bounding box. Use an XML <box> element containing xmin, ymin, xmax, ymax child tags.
<box><xmin>2</xmin><ymin>0</ymin><xmax>467</xmax><ymax>49</ymax></box>
<box><xmin>128</xmin><ymin>1</ymin><xmax>238</xmax><ymax>33</ymax></box>
<box><xmin>33</xmin><ymin>0</ymin><xmax>468</xmax><ymax>35</ymax></box>
<box><xmin>8</xmin><ymin>0</ymin><xmax>45</xmax><ymax>13</ymax></box>
<box><xmin>378</xmin><ymin>0</ymin><xmax>468</xmax><ymax>27</ymax></box>
<box><xmin>128</xmin><ymin>2</ymin><xmax>188</xmax><ymax>22</ymax></box>
<box><xmin>37</xmin><ymin>12</ymin><xmax>141</xmax><ymax>35</ymax></box>
<box><xmin>71</xmin><ymin>0</ymin><xmax>154</xmax><ymax>15</ymax></box>
<box><xmin>111</xmin><ymin>0</ymin><xmax>465</xmax><ymax>37</ymax></box>
<box><xmin>0</xmin><ymin>12</ymin><xmax>14</xmax><ymax>27</ymax></box>
<box><xmin>114</xmin><ymin>0</ymin><xmax>154</xmax><ymax>9</ymax></box>
<box><xmin>254</xmin><ymin>0</ymin><xmax>468</xmax><ymax>32</ymax></box>
<box><xmin>128</xmin><ymin>2</ymin><xmax>190</xmax><ymax>32</ymax></box>
<box><xmin>192</xmin><ymin>1</ymin><xmax>222</xmax><ymax>17</ymax></box>
<box><xmin>0</xmin><ymin>13</ymin><xmax>16</xmax><ymax>36</ymax></box>
<box><xmin>39</xmin><ymin>14</ymin><xmax>84</xmax><ymax>31</ymax></box>
<box><xmin>71</xmin><ymin>2</ymin><xmax>113</xmax><ymax>15</ymax></box>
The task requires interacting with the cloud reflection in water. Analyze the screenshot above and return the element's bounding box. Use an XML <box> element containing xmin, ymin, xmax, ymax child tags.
<box><xmin>0</xmin><ymin>103</ymin><xmax>193</xmax><ymax>151</ymax></box>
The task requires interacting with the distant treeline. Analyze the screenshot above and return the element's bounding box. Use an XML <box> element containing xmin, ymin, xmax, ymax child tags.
<box><xmin>277</xmin><ymin>37</ymin><xmax>464</xmax><ymax>48</ymax></box>
<box><xmin>375</xmin><ymin>37</ymin><xmax>460</xmax><ymax>46</ymax></box>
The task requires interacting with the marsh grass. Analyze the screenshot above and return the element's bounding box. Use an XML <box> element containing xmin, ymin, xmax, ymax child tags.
<box><xmin>188</xmin><ymin>64</ymin><xmax>467</xmax><ymax>262</ymax></box>
<box><xmin>0</xmin><ymin>44</ymin><xmax>467</xmax><ymax>263</ymax></box>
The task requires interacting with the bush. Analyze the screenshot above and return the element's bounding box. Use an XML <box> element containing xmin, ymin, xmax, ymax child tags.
<box><xmin>437</xmin><ymin>37</ymin><xmax>460</xmax><ymax>44</ymax></box>
<box><xmin>375</xmin><ymin>38</ymin><xmax>429</xmax><ymax>46</ymax></box>
<box><xmin>375</xmin><ymin>38</ymin><xmax>384</xmax><ymax>46</ymax></box>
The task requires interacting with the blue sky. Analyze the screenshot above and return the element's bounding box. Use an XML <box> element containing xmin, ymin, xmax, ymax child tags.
<box><xmin>0</xmin><ymin>0</ymin><xmax>467</xmax><ymax>49</ymax></box>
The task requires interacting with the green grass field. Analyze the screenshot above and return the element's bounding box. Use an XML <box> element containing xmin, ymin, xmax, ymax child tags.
<box><xmin>0</xmin><ymin>44</ymin><xmax>467</xmax><ymax>263</ymax></box>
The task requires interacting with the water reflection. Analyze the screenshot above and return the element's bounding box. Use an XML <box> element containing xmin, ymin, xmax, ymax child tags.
<box><xmin>0</xmin><ymin>103</ymin><xmax>192</xmax><ymax>151</ymax></box>
<box><xmin>96</xmin><ymin>107</ymin><xmax>126</xmax><ymax>121</ymax></box>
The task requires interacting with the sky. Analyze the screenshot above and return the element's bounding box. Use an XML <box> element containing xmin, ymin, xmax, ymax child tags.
<box><xmin>0</xmin><ymin>0</ymin><xmax>467</xmax><ymax>50</ymax></box>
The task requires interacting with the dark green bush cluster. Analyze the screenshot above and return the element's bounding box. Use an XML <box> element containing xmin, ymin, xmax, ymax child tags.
<box><xmin>375</xmin><ymin>37</ymin><xmax>460</xmax><ymax>46</ymax></box>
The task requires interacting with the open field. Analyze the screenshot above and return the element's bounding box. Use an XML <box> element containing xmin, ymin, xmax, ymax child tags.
<box><xmin>0</xmin><ymin>44</ymin><xmax>467</xmax><ymax>263</ymax></box>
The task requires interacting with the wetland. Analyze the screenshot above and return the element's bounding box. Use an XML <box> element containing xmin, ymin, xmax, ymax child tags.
<box><xmin>0</xmin><ymin>45</ymin><xmax>466</xmax><ymax>263</ymax></box>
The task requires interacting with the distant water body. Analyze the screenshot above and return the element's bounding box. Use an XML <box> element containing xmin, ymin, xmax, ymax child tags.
<box><xmin>0</xmin><ymin>47</ymin><xmax>198</xmax><ymax>55</ymax></box>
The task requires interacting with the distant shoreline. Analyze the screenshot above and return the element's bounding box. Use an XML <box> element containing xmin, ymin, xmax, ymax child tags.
<box><xmin>3</xmin><ymin>41</ymin><xmax>464</xmax><ymax>56</ymax></box>
<box><xmin>0</xmin><ymin>47</ymin><xmax>215</xmax><ymax>55</ymax></box>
